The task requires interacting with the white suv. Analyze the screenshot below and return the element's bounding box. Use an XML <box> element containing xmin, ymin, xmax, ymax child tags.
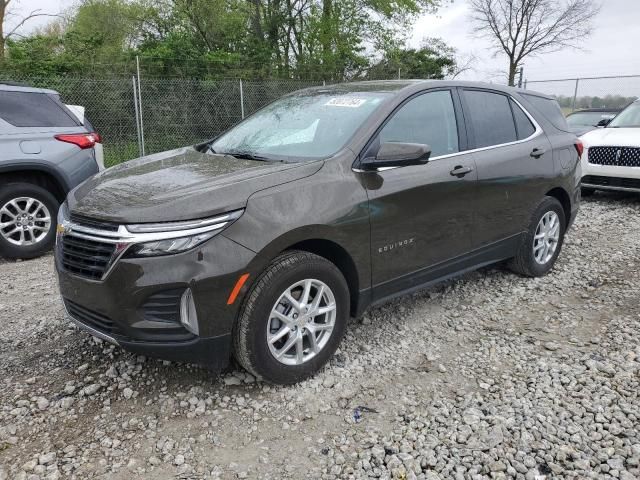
<box><xmin>581</xmin><ymin>100</ymin><xmax>640</xmax><ymax>194</ymax></box>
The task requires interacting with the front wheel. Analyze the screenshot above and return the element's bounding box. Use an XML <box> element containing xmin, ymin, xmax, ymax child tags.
<box><xmin>0</xmin><ymin>183</ymin><xmax>59</xmax><ymax>259</ymax></box>
<box><xmin>508</xmin><ymin>196</ymin><xmax>566</xmax><ymax>277</ymax></box>
<box><xmin>233</xmin><ymin>251</ymin><xmax>349</xmax><ymax>384</ymax></box>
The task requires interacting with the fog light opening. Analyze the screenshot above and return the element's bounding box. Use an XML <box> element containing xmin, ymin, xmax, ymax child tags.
<box><xmin>180</xmin><ymin>288</ymin><xmax>199</xmax><ymax>336</ymax></box>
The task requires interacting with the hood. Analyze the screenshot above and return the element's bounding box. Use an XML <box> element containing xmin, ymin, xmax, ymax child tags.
<box><xmin>570</xmin><ymin>125</ymin><xmax>596</xmax><ymax>137</ymax></box>
<box><xmin>581</xmin><ymin>127</ymin><xmax>640</xmax><ymax>148</ymax></box>
<box><xmin>68</xmin><ymin>147</ymin><xmax>323</xmax><ymax>223</ymax></box>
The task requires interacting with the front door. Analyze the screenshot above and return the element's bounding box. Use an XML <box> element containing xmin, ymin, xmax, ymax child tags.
<box><xmin>359</xmin><ymin>89</ymin><xmax>478</xmax><ymax>299</ymax></box>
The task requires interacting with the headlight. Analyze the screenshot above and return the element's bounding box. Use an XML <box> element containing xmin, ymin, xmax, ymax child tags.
<box><xmin>124</xmin><ymin>210</ymin><xmax>243</xmax><ymax>258</ymax></box>
<box><xmin>126</xmin><ymin>231</ymin><xmax>218</xmax><ymax>257</ymax></box>
<box><xmin>57</xmin><ymin>201</ymin><xmax>69</xmax><ymax>225</ymax></box>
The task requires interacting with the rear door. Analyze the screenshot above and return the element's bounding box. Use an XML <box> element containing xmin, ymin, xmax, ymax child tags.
<box><xmin>459</xmin><ymin>88</ymin><xmax>553</xmax><ymax>247</ymax></box>
<box><xmin>361</xmin><ymin>88</ymin><xmax>478</xmax><ymax>298</ymax></box>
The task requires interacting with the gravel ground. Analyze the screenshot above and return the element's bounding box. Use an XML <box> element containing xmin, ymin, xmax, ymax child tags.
<box><xmin>1</xmin><ymin>193</ymin><xmax>639</xmax><ymax>480</ymax></box>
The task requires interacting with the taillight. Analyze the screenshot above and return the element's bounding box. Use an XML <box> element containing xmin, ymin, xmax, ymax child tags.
<box><xmin>54</xmin><ymin>132</ymin><xmax>100</xmax><ymax>149</ymax></box>
<box><xmin>574</xmin><ymin>140</ymin><xmax>584</xmax><ymax>157</ymax></box>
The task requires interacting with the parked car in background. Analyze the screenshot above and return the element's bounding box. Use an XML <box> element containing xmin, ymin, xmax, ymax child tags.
<box><xmin>0</xmin><ymin>83</ymin><xmax>103</xmax><ymax>259</ymax></box>
<box><xmin>566</xmin><ymin>107</ymin><xmax>621</xmax><ymax>136</ymax></box>
<box><xmin>55</xmin><ymin>81</ymin><xmax>580</xmax><ymax>384</ymax></box>
<box><xmin>581</xmin><ymin>99</ymin><xmax>640</xmax><ymax>195</ymax></box>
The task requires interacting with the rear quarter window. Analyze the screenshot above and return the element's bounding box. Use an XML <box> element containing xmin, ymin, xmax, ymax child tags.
<box><xmin>521</xmin><ymin>94</ymin><xmax>569</xmax><ymax>131</ymax></box>
<box><xmin>0</xmin><ymin>91</ymin><xmax>80</xmax><ymax>128</ymax></box>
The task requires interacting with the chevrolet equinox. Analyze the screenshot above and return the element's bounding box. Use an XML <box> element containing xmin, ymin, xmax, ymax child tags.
<box><xmin>55</xmin><ymin>81</ymin><xmax>581</xmax><ymax>384</ymax></box>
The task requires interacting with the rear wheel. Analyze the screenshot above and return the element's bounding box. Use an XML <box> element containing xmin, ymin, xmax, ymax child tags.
<box><xmin>508</xmin><ymin>196</ymin><xmax>566</xmax><ymax>277</ymax></box>
<box><xmin>233</xmin><ymin>251</ymin><xmax>349</xmax><ymax>384</ymax></box>
<box><xmin>0</xmin><ymin>183</ymin><xmax>58</xmax><ymax>259</ymax></box>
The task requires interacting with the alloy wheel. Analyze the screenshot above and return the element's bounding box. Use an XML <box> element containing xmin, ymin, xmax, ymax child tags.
<box><xmin>266</xmin><ymin>278</ymin><xmax>336</xmax><ymax>366</ymax></box>
<box><xmin>533</xmin><ymin>211</ymin><xmax>560</xmax><ymax>265</ymax></box>
<box><xmin>0</xmin><ymin>197</ymin><xmax>52</xmax><ymax>246</ymax></box>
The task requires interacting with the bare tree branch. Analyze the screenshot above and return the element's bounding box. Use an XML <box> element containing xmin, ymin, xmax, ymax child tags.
<box><xmin>5</xmin><ymin>9</ymin><xmax>62</xmax><ymax>38</ymax></box>
<box><xmin>469</xmin><ymin>0</ymin><xmax>600</xmax><ymax>85</ymax></box>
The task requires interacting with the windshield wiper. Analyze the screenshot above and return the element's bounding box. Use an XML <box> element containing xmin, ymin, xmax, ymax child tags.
<box><xmin>221</xmin><ymin>151</ymin><xmax>283</xmax><ymax>162</ymax></box>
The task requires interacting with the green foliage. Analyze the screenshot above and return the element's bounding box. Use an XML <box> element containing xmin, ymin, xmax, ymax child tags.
<box><xmin>0</xmin><ymin>0</ymin><xmax>452</xmax><ymax>80</ymax></box>
<box><xmin>555</xmin><ymin>94</ymin><xmax>638</xmax><ymax>110</ymax></box>
<box><xmin>370</xmin><ymin>38</ymin><xmax>457</xmax><ymax>79</ymax></box>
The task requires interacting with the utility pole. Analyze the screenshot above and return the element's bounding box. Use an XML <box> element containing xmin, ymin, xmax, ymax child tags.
<box><xmin>517</xmin><ymin>67</ymin><xmax>524</xmax><ymax>88</ymax></box>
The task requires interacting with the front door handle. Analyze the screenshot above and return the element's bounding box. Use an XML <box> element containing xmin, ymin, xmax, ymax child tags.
<box><xmin>530</xmin><ymin>147</ymin><xmax>546</xmax><ymax>158</ymax></box>
<box><xmin>450</xmin><ymin>165</ymin><xmax>474</xmax><ymax>177</ymax></box>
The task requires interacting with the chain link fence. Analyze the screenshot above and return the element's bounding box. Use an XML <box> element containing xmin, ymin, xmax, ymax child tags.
<box><xmin>0</xmin><ymin>73</ymin><xmax>326</xmax><ymax>167</ymax></box>
<box><xmin>525</xmin><ymin>74</ymin><xmax>640</xmax><ymax>114</ymax></box>
<box><xmin>5</xmin><ymin>72</ymin><xmax>637</xmax><ymax>167</ymax></box>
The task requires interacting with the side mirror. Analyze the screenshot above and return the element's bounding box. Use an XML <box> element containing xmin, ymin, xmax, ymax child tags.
<box><xmin>596</xmin><ymin>118</ymin><xmax>611</xmax><ymax>127</ymax></box>
<box><xmin>361</xmin><ymin>142</ymin><xmax>432</xmax><ymax>170</ymax></box>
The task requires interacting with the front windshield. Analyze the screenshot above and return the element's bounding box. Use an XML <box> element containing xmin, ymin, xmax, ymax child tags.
<box><xmin>609</xmin><ymin>102</ymin><xmax>640</xmax><ymax>128</ymax></box>
<box><xmin>211</xmin><ymin>91</ymin><xmax>391</xmax><ymax>161</ymax></box>
<box><xmin>567</xmin><ymin>111</ymin><xmax>614</xmax><ymax>127</ymax></box>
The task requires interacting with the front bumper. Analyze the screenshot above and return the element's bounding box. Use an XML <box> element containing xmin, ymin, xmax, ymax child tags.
<box><xmin>62</xmin><ymin>299</ymin><xmax>232</xmax><ymax>366</ymax></box>
<box><xmin>56</xmin><ymin>232</ymin><xmax>256</xmax><ymax>368</ymax></box>
<box><xmin>581</xmin><ymin>153</ymin><xmax>640</xmax><ymax>193</ymax></box>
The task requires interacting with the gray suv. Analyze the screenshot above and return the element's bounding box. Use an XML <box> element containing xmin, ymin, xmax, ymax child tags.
<box><xmin>0</xmin><ymin>83</ymin><xmax>102</xmax><ymax>258</ymax></box>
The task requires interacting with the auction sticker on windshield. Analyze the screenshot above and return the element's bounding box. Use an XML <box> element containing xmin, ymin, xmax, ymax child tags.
<box><xmin>325</xmin><ymin>97</ymin><xmax>367</xmax><ymax>108</ymax></box>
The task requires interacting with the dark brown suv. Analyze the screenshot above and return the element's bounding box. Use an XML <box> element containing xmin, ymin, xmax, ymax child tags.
<box><xmin>55</xmin><ymin>80</ymin><xmax>581</xmax><ymax>384</ymax></box>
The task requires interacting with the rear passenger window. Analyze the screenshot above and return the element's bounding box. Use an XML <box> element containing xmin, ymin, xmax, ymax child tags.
<box><xmin>463</xmin><ymin>90</ymin><xmax>517</xmax><ymax>148</ymax></box>
<box><xmin>511</xmin><ymin>100</ymin><xmax>536</xmax><ymax>139</ymax></box>
<box><xmin>0</xmin><ymin>91</ymin><xmax>79</xmax><ymax>127</ymax></box>
<box><xmin>378</xmin><ymin>90</ymin><xmax>459</xmax><ymax>157</ymax></box>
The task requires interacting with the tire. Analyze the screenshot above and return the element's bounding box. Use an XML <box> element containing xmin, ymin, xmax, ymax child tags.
<box><xmin>508</xmin><ymin>196</ymin><xmax>566</xmax><ymax>278</ymax></box>
<box><xmin>233</xmin><ymin>250</ymin><xmax>350</xmax><ymax>385</ymax></box>
<box><xmin>581</xmin><ymin>187</ymin><xmax>595</xmax><ymax>197</ymax></box>
<box><xmin>0</xmin><ymin>183</ymin><xmax>59</xmax><ymax>259</ymax></box>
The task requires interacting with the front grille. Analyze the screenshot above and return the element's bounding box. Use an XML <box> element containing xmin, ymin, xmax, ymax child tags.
<box><xmin>69</xmin><ymin>213</ymin><xmax>119</xmax><ymax>232</ymax></box>
<box><xmin>141</xmin><ymin>289</ymin><xmax>184</xmax><ymax>324</ymax></box>
<box><xmin>65</xmin><ymin>299</ymin><xmax>121</xmax><ymax>336</ymax></box>
<box><xmin>583</xmin><ymin>175</ymin><xmax>640</xmax><ymax>190</ymax></box>
<box><xmin>61</xmin><ymin>235</ymin><xmax>116</xmax><ymax>280</ymax></box>
<box><xmin>588</xmin><ymin>146</ymin><xmax>640</xmax><ymax>167</ymax></box>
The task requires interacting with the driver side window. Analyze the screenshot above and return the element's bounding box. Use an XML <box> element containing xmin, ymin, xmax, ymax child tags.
<box><xmin>379</xmin><ymin>90</ymin><xmax>460</xmax><ymax>157</ymax></box>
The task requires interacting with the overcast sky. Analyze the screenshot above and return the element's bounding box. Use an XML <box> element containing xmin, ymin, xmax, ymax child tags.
<box><xmin>7</xmin><ymin>0</ymin><xmax>640</xmax><ymax>95</ymax></box>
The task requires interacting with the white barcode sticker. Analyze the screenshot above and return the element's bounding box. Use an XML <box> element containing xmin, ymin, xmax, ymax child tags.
<box><xmin>325</xmin><ymin>97</ymin><xmax>367</xmax><ymax>108</ymax></box>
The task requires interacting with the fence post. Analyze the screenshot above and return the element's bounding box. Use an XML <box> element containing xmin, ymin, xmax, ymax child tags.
<box><xmin>132</xmin><ymin>76</ymin><xmax>143</xmax><ymax>157</ymax></box>
<box><xmin>136</xmin><ymin>56</ymin><xmax>146</xmax><ymax>156</ymax></box>
<box><xmin>571</xmin><ymin>78</ymin><xmax>580</xmax><ymax>112</ymax></box>
<box><xmin>398</xmin><ymin>68</ymin><xmax>401</xmax><ymax>80</ymax></box>
<box><xmin>239</xmin><ymin>79</ymin><xmax>245</xmax><ymax>120</ymax></box>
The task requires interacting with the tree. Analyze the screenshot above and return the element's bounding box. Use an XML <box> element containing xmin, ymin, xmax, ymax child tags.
<box><xmin>469</xmin><ymin>0</ymin><xmax>600</xmax><ymax>86</ymax></box>
<box><xmin>2</xmin><ymin>0</ymin><xmax>449</xmax><ymax>80</ymax></box>
<box><xmin>1</xmin><ymin>0</ymin><xmax>61</xmax><ymax>59</ymax></box>
<box><xmin>370</xmin><ymin>38</ymin><xmax>457</xmax><ymax>79</ymax></box>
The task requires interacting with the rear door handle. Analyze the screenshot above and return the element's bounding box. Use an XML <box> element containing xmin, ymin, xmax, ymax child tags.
<box><xmin>530</xmin><ymin>147</ymin><xmax>546</xmax><ymax>158</ymax></box>
<box><xmin>450</xmin><ymin>165</ymin><xmax>474</xmax><ymax>177</ymax></box>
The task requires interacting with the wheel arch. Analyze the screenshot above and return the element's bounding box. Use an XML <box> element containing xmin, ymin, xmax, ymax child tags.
<box><xmin>284</xmin><ymin>238</ymin><xmax>360</xmax><ymax>317</ymax></box>
<box><xmin>0</xmin><ymin>163</ymin><xmax>69</xmax><ymax>202</ymax></box>
<box><xmin>239</xmin><ymin>226</ymin><xmax>365</xmax><ymax>318</ymax></box>
<box><xmin>545</xmin><ymin>187</ymin><xmax>571</xmax><ymax>227</ymax></box>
